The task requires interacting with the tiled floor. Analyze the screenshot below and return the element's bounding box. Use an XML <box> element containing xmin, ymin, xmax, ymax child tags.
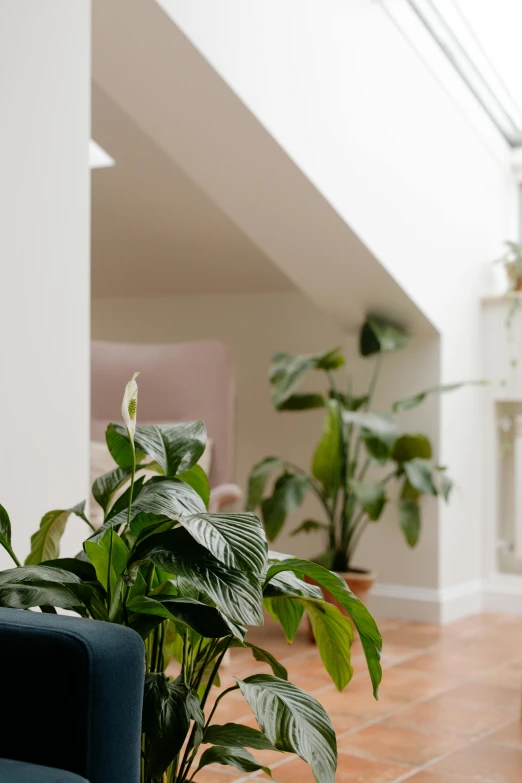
<box><xmin>195</xmin><ymin>614</ymin><xmax>522</xmax><ymax>783</ymax></box>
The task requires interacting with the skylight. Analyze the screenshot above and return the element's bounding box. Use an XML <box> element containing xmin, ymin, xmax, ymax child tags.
<box><xmin>89</xmin><ymin>139</ymin><xmax>115</xmax><ymax>170</ymax></box>
<box><xmin>407</xmin><ymin>0</ymin><xmax>522</xmax><ymax>146</ymax></box>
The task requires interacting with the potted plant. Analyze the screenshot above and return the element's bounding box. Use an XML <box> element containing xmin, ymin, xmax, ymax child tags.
<box><xmin>495</xmin><ymin>241</ymin><xmax>522</xmax><ymax>292</ymax></box>
<box><xmin>247</xmin><ymin>318</ymin><xmax>471</xmax><ymax>605</ymax></box>
<box><xmin>0</xmin><ymin>373</ymin><xmax>382</xmax><ymax>783</ymax></box>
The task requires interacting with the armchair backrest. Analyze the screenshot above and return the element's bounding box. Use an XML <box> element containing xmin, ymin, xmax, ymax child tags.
<box><xmin>0</xmin><ymin>608</ymin><xmax>144</xmax><ymax>783</ymax></box>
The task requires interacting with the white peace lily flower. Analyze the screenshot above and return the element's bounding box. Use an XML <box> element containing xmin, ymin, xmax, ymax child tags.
<box><xmin>122</xmin><ymin>372</ymin><xmax>140</xmax><ymax>440</ymax></box>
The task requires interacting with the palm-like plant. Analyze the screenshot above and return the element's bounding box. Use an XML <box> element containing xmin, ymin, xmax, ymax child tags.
<box><xmin>0</xmin><ymin>374</ymin><xmax>382</xmax><ymax>783</ymax></box>
<box><xmin>247</xmin><ymin>318</ymin><xmax>474</xmax><ymax>574</ymax></box>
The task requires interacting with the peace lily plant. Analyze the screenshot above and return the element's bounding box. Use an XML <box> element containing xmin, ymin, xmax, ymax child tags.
<box><xmin>247</xmin><ymin>318</ymin><xmax>473</xmax><ymax>576</ymax></box>
<box><xmin>0</xmin><ymin>374</ymin><xmax>382</xmax><ymax>783</ymax></box>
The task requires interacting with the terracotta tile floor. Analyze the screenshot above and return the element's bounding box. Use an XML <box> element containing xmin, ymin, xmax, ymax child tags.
<box><xmin>195</xmin><ymin>613</ymin><xmax>522</xmax><ymax>782</ymax></box>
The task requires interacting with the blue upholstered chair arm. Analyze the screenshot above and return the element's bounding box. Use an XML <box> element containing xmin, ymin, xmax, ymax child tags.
<box><xmin>0</xmin><ymin>608</ymin><xmax>145</xmax><ymax>783</ymax></box>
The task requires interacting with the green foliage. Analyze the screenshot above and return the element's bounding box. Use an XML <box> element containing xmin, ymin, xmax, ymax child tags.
<box><xmin>0</xmin><ymin>374</ymin><xmax>383</xmax><ymax>783</ymax></box>
<box><xmin>301</xmin><ymin>598</ymin><xmax>354</xmax><ymax>691</ymax></box>
<box><xmin>269</xmin><ymin>348</ymin><xmax>344</xmax><ymax>409</ymax></box>
<box><xmin>195</xmin><ymin>745</ymin><xmax>273</xmax><ymax>778</ymax></box>
<box><xmin>312</xmin><ymin>399</ymin><xmax>343</xmax><ymax>497</ymax></box>
<box><xmin>261</xmin><ymin>473</ymin><xmax>309</xmax><ymax>541</ymax></box>
<box><xmin>25</xmin><ymin>502</ymin><xmax>90</xmax><ymax>566</ymax></box>
<box><xmin>247</xmin><ymin>316</ymin><xmax>468</xmax><ymax>571</ymax></box>
<box><xmin>360</xmin><ymin>318</ymin><xmax>410</xmax><ymax>356</ymax></box>
<box><xmin>236</xmin><ymin>674</ymin><xmax>337</xmax><ymax>783</ymax></box>
<box><xmin>264</xmin><ymin>559</ymin><xmax>382</xmax><ymax>698</ymax></box>
<box><xmin>204</xmin><ymin>722</ymin><xmax>278</xmax><ymax>750</ymax></box>
<box><xmin>0</xmin><ymin>504</ymin><xmax>20</xmax><ymax>567</ymax></box>
<box><xmin>397</xmin><ymin>499</ymin><xmax>421</xmax><ymax>547</ymax></box>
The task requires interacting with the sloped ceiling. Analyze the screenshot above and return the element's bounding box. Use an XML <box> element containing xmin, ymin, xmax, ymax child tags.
<box><xmin>92</xmin><ymin>0</ymin><xmax>434</xmax><ymax>337</ymax></box>
<box><xmin>91</xmin><ymin>84</ymin><xmax>293</xmax><ymax>297</ymax></box>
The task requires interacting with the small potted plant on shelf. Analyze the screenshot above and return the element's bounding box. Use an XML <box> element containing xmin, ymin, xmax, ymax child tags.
<box><xmin>495</xmin><ymin>241</ymin><xmax>522</xmax><ymax>293</ymax></box>
<box><xmin>247</xmin><ymin>317</ymin><xmax>471</xmax><ymax>605</ymax></box>
<box><xmin>0</xmin><ymin>372</ymin><xmax>382</xmax><ymax>783</ymax></box>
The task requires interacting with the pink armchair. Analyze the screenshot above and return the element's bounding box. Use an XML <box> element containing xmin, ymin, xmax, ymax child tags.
<box><xmin>91</xmin><ymin>340</ymin><xmax>242</xmax><ymax>512</ymax></box>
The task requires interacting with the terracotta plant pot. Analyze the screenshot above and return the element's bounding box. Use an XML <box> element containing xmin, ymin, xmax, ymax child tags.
<box><xmin>306</xmin><ymin>568</ymin><xmax>376</xmax><ymax>642</ymax></box>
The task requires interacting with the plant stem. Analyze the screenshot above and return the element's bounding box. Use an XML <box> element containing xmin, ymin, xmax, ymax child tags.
<box><xmin>5</xmin><ymin>545</ymin><xmax>21</xmax><ymax>568</ymax></box>
<box><xmin>106</xmin><ymin>531</ymin><xmax>113</xmax><ymax>613</ymax></box>
<box><xmin>179</xmin><ymin>638</ymin><xmax>233</xmax><ymax>783</ymax></box>
<box><xmin>181</xmin><ymin>630</ymin><xmax>188</xmax><ymax>684</ymax></box>
<box><xmin>346</xmin><ymin>516</ymin><xmax>370</xmax><ymax>565</ymax></box>
<box><xmin>328</xmin><ymin>370</ymin><xmax>350</xmax><ymax>553</ymax></box>
<box><xmin>366</xmin><ymin>351</ymin><xmax>384</xmax><ymax>411</ymax></box>
<box><xmin>127</xmin><ymin>439</ymin><xmax>137</xmax><ymax>530</ymax></box>
<box><xmin>284</xmin><ymin>460</ymin><xmax>333</xmax><ymax>526</ymax></box>
<box><xmin>146</xmin><ymin>561</ymin><xmax>155</xmax><ymax>595</ymax></box>
<box><xmin>203</xmin><ymin>685</ymin><xmax>239</xmax><ymax>731</ymax></box>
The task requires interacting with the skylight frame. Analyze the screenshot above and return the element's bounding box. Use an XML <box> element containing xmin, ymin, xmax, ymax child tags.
<box><xmin>406</xmin><ymin>0</ymin><xmax>522</xmax><ymax>147</ymax></box>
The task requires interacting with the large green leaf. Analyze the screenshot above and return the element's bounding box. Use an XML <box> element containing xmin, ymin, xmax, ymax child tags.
<box><xmin>360</xmin><ymin>318</ymin><xmax>409</xmax><ymax>357</ymax></box>
<box><xmin>180</xmin><ymin>512</ymin><xmax>267</xmax><ymax>575</ymax></box>
<box><xmin>229</xmin><ymin>640</ymin><xmax>288</xmax><ymax>680</ymax></box>
<box><xmin>106</xmin><ymin>423</ymin><xmax>146</xmax><ymax>467</ymax></box>
<box><xmin>337</xmin><ymin>393</ymin><xmax>368</xmax><ymax>412</ymax></box>
<box><xmin>392</xmin><ymin>434</ymin><xmax>432</xmax><ymax>462</ymax></box>
<box><xmin>25</xmin><ymin>502</ymin><xmax>89</xmax><ymax>566</ymax></box>
<box><xmin>269</xmin><ymin>348</ymin><xmax>344</xmax><ymax>408</ymax></box>
<box><xmin>130</xmin><ymin>527</ymin><xmax>263</xmax><ymax>626</ymax></box>
<box><xmin>204</xmin><ymin>723</ymin><xmax>278</xmax><ymax>751</ymax></box>
<box><xmin>109</xmin><ymin>421</ymin><xmax>207</xmax><ymax>476</ymax></box>
<box><xmin>312</xmin><ymin>399</ymin><xmax>343</xmax><ymax>498</ymax></box>
<box><xmin>144</xmin><ymin>677</ymin><xmax>200</xmax><ymax>777</ymax></box>
<box><xmin>0</xmin><ymin>564</ymin><xmax>82</xmax><ymax>586</ymax></box>
<box><xmin>263</xmin><ymin>569</ymin><xmax>323</xmax><ymax>600</ymax></box>
<box><xmin>263</xmin><ymin>554</ymin><xmax>323</xmax><ymax>642</ymax></box>
<box><xmin>392</xmin><ymin>381</ymin><xmax>485</xmax><ymax>412</ymax></box>
<box><xmin>351</xmin><ymin>482</ymin><xmax>386</xmax><ymax>521</ymax></box>
<box><xmin>142</xmin><ymin>673</ymin><xmax>170</xmax><ymax>738</ymax></box>
<box><xmin>0</xmin><ymin>584</ymin><xmax>84</xmax><ymax>611</ymax></box>
<box><xmin>92</xmin><ymin>465</ymin><xmax>134</xmax><ymax>515</ymax></box>
<box><xmin>277</xmin><ymin>393</ymin><xmax>325</xmax><ymax>411</ymax></box>
<box><xmin>0</xmin><ymin>504</ymin><xmax>18</xmax><ymax>565</ymax></box>
<box><xmin>41</xmin><ymin>558</ymin><xmax>97</xmax><ymax>582</ymax></box>
<box><xmin>177</xmin><ymin>464</ymin><xmax>210</xmax><ymax>509</ymax></box>
<box><xmin>104</xmin><ymin>476</ymin><xmax>146</xmax><ymax>524</ymax></box>
<box><xmin>264</xmin><ymin>560</ymin><xmax>382</xmax><ymax>698</ymax></box>
<box><xmin>343</xmin><ymin>411</ymin><xmax>397</xmax><ymax>465</ymax></box>
<box><xmin>0</xmin><ymin>566</ymin><xmax>87</xmax><ymax>611</ymax></box>
<box><xmin>301</xmin><ymin>598</ymin><xmax>354</xmax><ymax>691</ymax></box>
<box><xmin>236</xmin><ymin>675</ymin><xmax>337</xmax><ymax>783</ymax></box>
<box><xmin>291</xmin><ymin>519</ymin><xmax>329</xmax><ymax>536</ymax></box>
<box><xmin>404</xmin><ymin>459</ymin><xmax>437</xmax><ymax>496</ymax></box>
<box><xmin>261</xmin><ymin>474</ymin><xmax>310</xmax><ymax>541</ymax></box>
<box><xmin>84</xmin><ymin>528</ymin><xmax>129</xmax><ymax>595</ymax></box>
<box><xmin>196</xmin><ymin>745</ymin><xmax>273</xmax><ymax>777</ymax></box>
<box><xmin>264</xmin><ymin>596</ymin><xmax>305</xmax><ymax>643</ymax></box>
<box><xmin>246</xmin><ymin>457</ymin><xmax>282</xmax><ymax>511</ymax></box>
<box><xmin>397</xmin><ymin>498</ymin><xmax>421</xmax><ymax>546</ymax></box>
<box><xmin>97</xmin><ymin>478</ymin><xmax>205</xmax><ymax>536</ymax></box>
<box><xmin>128</xmin><ymin>595</ymin><xmax>245</xmax><ymax>639</ymax></box>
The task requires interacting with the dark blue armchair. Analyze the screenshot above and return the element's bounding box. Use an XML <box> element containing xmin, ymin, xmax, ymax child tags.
<box><xmin>0</xmin><ymin>608</ymin><xmax>144</xmax><ymax>783</ymax></box>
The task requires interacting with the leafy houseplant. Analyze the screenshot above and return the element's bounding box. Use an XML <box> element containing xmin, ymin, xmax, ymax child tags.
<box><xmin>495</xmin><ymin>241</ymin><xmax>522</xmax><ymax>293</ymax></box>
<box><xmin>0</xmin><ymin>374</ymin><xmax>382</xmax><ymax>783</ymax></box>
<box><xmin>247</xmin><ymin>318</ymin><xmax>469</xmax><ymax>590</ymax></box>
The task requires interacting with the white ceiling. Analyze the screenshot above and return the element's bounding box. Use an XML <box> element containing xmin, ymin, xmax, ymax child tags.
<box><xmin>91</xmin><ymin>84</ymin><xmax>293</xmax><ymax>297</ymax></box>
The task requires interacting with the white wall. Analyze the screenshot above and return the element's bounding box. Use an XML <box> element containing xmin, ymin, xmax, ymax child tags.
<box><xmin>156</xmin><ymin>0</ymin><xmax>515</xmax><ymax>600</ymax></box>
<box><xmin>92</xmin><ymin>293</ymin><xmax>440</xmax><ymax>588</ymax></box>
<box><xmin>0</xmin><ymin>1</ymin><xmax>91</xmax><ymax>566</ymax></box>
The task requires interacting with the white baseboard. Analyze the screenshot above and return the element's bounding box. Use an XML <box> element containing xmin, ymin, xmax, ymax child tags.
<box><xmin>482</xmin><ymin>577</ymin><xmax>522</xmax><ymax>615</ymax></box>
<box><xmin>367</xmin><ymin>579</ymin><xmax>483</xmax><ymax>624</ymax></box>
